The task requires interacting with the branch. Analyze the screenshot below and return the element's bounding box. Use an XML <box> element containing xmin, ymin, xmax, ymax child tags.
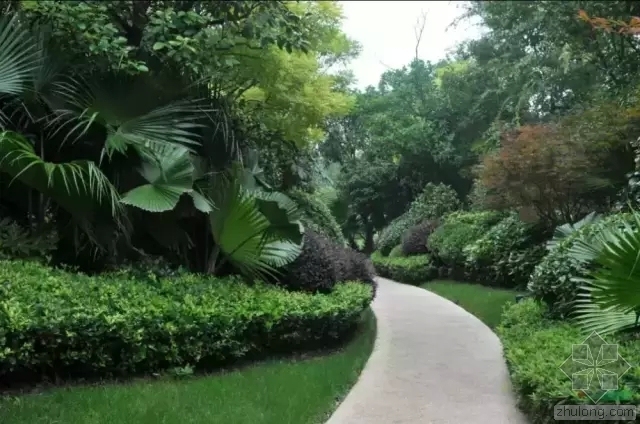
<box><xmin>414</xmin><ymin>10</ymin><xmax>427</xmax><ymax>59</ymax></box>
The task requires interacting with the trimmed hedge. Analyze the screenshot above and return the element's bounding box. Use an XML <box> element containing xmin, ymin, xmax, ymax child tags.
<box><xmin>282</xmin><ymin>230</ymin><xmax>377</xmax><ymax>296</ymax></box>
<box><xmin>0</xmin><ymin>260</ymin><xmax>373</xmax><ymax>384</ymax></box>
<box><xmin>499</xmin><ymin>300</ymin><xmax>640</xmax><ymax>424</ymax></box>
<box><xmin>370</xmin><ymin>252</ymin><xmax>435</xmax><ymax>285</ymax></box>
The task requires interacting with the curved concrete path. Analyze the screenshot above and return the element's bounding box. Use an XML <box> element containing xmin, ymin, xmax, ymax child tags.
<box><xmin>326</xmin><ymin>277</ymin><xmax>527</xmax><ymax>424</ymax></box>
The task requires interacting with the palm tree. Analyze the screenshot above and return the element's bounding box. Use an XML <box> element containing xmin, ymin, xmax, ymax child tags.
<box><xmin>0</xmin><ymin>14</ymin><xmax>305</xmax><ymax>279</ymax></box>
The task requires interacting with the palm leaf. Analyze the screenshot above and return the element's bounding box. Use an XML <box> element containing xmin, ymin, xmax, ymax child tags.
<box><xmin>0</xmin><ymin>130</ymin><xmax>122</xmax><ymax>213</ymax></box>
<box><xmin>48</xmin><ymin>77</ymin><xmax>205</xmax><ymax>156</ymax></box>
<box><xmin>209</xmin><ymin>177</ymin><xmax>301</xmax><ymax>280</ymax></box>
<box><xmin>120</xmin><ymin>144</ymin><xmax>213</xmax><ymax>213</ymax></box>
<box><xmin>547</xmin><ymin>211</ymin><xmax>600</xmax><ymax>251</ymax></box>
<box><xmin>0</xmin><ymin>15</ymin><xmax>38</xmax><ymax>97</ymax></box>
<box><xmin>569</xmin><ymin>212</ymin><xmax>640</xmax><ymax>335</ymax></box>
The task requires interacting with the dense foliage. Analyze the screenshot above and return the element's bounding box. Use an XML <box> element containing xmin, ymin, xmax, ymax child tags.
<box><xmin>0</xmin><ymin>260</ymin><xmax>373</xmax><ymax>384</ymax></box>
<box><xmin>287</xmin><ymin>189</ymin><xmax>346</xmax><ymax>245</ymax></box>
<box><xmin>427</xmin><ymin>211</ymin><xmax>502</xmax><ymax>268</ymax></box>
<box><xmin>370</xmin><ymin>252</ymin><xmax>435</xmax><ymax>285</ymax></box>
<box><xmin>376</xmin><ymin>183</ymin><xmax>460</xmax><ymax>256</ymax></box>
<box><xmin>499</xmin><ymin>300</ymin><xmax>640</xmax><ymax>424</ymax></box>
<box><xmin>280</xmin><ymin>230</ymin><xmax>375</xmax><ymax>294</ymax></box>
<box><xmin>463</xmin><ymin>213</ymin><xmax>545</xmax><ymax>288</ymax></box>
<box><xmin>527</xmin><ymin>213</ymin><xmax>635</xmax><ymax>318</ymax></box>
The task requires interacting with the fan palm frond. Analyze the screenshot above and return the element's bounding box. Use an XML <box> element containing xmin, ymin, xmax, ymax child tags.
<box><xmin>120</xmin><ymin>144</ymin><xmax>213</xmax><ymax>213</ymax></box>
<box><xmin>209</xmin><ymin>176</ymin><xmax>302</xmax><ymax>280</ymax></box>
<box><xmin>0</xmin><ymin>130</ymin><xmax>124</xmax><ymax>222</ymax></box>
<box><xmin>569</xmin><ymin>212</ymin><xmax>640</xmax><ymax>335</ymax></box>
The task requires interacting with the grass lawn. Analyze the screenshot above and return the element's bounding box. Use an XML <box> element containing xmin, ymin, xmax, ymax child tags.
<box><xmin>0</xmin><ymin>310</ymin><xmax>376</xmax><ymax>424</ymax></box>
<box><xmin>421</xmin><ymin>280</ymin><xmax>521</xmax><ymax>329</ymax></box>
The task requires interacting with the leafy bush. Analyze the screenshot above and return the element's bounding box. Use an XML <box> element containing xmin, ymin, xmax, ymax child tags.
<box><xmin>287</xmin><ymin>189</ymin><xmax>346</xmax><ymax>246</ymax></box>
<box><xmin>498</xmin><ymin>300</ymin><xmax>640</xmax><ymax>424</ymax></box>
<box><xmin>376</xmin><ymin>183</ymin><xmax>460</xmax><ymax>256</ymax></box>
<box><xmin>336</xmin><ymin>248</ymin><xmax>377</xmax><ymax>297</ymax></box>
<box><xmin>528</xmin><ymin>213</ymin><xmax>635</xmax><ymax>318</ymax></box>
<box><xmin>376</xmin><ymin>214</ymin><xmax>413</xmax><ymax>257</ymax></box>
<box><xmin>428</xmin><ymin>211</ymin><xmax>502</xmax><ymax>267</ymax></box>
<box><xmin>0</xmin><ymin>218</ymin><xmax>57</xmax><ymax>261</ymax></box>
<box><xmin>408</xmin><ymin>183</ymin><xmax>462</xmax><ymax>221</ymax></box>
<box><xmin>463</xmin><ymin>212</ymin><xmax>544</xmax><ymax>287</ymax></box>
<box><xmin>281</xmin><ymin>230</ymin><xmax>340</xmax><ymax>293</ymax></box>
<box><xmin>401</xmin><ymin>219</ymin><xmax>439</xmax><ymax>256</ymax></box>
<box><xmin>370</xmin><ymin>252</ymin><xmax>435</xmax><ymax>285</ymax></box>
<box><xmin>281</xmin><ymin>230</ymin><xmax>376</xmax><ymax>295</ymax></box>
<box><xmin>388</xmin><ymin>244</ymin><xmax>404</xmax><ymax>258</ymax></box>
<box><xmin>0</xmin><ymin>260</ymin><xmax>373</xmax><ymax>384</ymax></box>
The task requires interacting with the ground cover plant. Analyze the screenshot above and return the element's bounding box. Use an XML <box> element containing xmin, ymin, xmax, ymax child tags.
<box><xmin>499</xmin><ymin>300</ymin><xmax>640</xmax><ymax>424</ymax></box>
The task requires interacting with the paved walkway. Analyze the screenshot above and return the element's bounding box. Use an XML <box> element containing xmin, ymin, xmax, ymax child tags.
<box><xmin>326</xmin><ymin>277</ymin><xmax>527</xmax><ymax>424</ymax></box>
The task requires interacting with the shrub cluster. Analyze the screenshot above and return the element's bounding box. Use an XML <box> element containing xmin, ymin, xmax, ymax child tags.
<box><xmin>0</xmin><ymin>217</ymin><xmax>57</xmax><ymax>262</ymax></box>
<box><xmin>528</xmin><ymin>213</ymin><xmax>635</xmax><ymax>318</ymax></box>
<box><xmin>376</xmin><ymin>214</ymin><xmax>413</xmax><ymax>257</ymax></box>
<box><xmin>376</xmin><ymin>183</ymin><xmax>460</xmax><ymax>256</ymax></box>
<box><xmin>287</xmin><ymin>189</ymin><xmax>347</xmax><ymax>246</ymax></box>
<box><xmin>281</xmin><ymin>230</ymin><xmax>376</xmax><ymax>295</ymax></box>
<box><xmin>463</xmin><ymin>212</ymin><xmax>545</xmax><ymax>288</ymax></box>
<box><xmin>388</xmin><ymin>244</ymin><xmax>404</xmax><ymax>258</ymax></box>
<box><xmin>370</xmin><ymin>252</ymin><xmax>435</xmax><ymax>285</ymax></box>
<box><xmin>0</xmin><ymin>260</ymin><xmax>374</xmax><ymax>384</ymax></box>
<box><xmin>401</xmin><ymin>219</ymin><xmax>439</xmax><ymax>256</ymax></box>
<box><xmin>428</xmin><ymin>211</ymin><xmax>503</xmax><ymax>267</ymax></box>
<box><xmin>499</xmin><ymin>300</ymin><xmax>640</xmax><ymax>424</ymax></box>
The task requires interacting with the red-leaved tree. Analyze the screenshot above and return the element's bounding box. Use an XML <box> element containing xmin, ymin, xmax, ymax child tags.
<box><xmin>476</xmin><ymin>124</ymin><xmax>611</xmax><ymax>227</ymax></box>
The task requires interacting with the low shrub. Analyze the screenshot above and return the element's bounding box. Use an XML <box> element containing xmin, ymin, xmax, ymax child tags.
<box><xmin>376</xmin><ymin>183</ymin><xmax>461</xmax><ymax>256</ymax></box>
<box><xmin>499</xmin><ymin>300</ymin><xmax>640</xmax><ymax>424</ymax></box>
<box><xmin>281</xmin><ymin>230</ymin><xmax>376</xmax><ymax>295</ymax></box>
<box><xmin>281</xmin><ymin>230</ymin><xmax>338</xmax><ymax>293</ymax></box>
<box><xmin>376</xmin><ymin>214</ymin><xmax>413</xmax><ymax>257</ymax></box>
<box><xmin>463</xmin><ymin>213</ymin><xmax>545</xmax><ymax>288</ymax></box>
<box><xmin>428</xmin><ymin>211</ymin><xmax>503</xmax><ymax>267</ymax></box>
<box><xmin>287</xmin><ymin>189</ymin><xmax>346</xmax><ymax>246</ymax></box>
<box><xmin>0</xmin><ymin>259</ymin><xmax>374</xmax><ymax>384</ymax></box>
<box><xmin>370</xmin><ymin>252</ymin><xmax>435</xmax><ymax>285</ymax></box>
<box><xmin>528</xmin><ymin>213</ymin><xmax>635</xmax><ymax>318</ymax></box>
<box><xmin>388</xmin><ymin>244</ymin><xmax>404</xmax><ymax>258</ymax></box>
<box><xmin>401</xmin><ymin>219</ymin><xmax>439</xmax><ymax>256</ymax></box>
<box><xmin>337</xmin><ymin>249</ymin><xmax>377</xmax><ymax>297</ymax></box>
<box><xmin>0</xmin><ymin>217</ymin><xmax>57</xmax><ymax>262</ymax></box>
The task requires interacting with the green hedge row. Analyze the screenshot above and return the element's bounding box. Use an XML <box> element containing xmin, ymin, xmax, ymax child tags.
<box><xmin>498</xmin><ymin>300</ymin><xmax>640</xmax><ymax>424</ymax></box>
<box><xmin>370</xmin><ymin>252</ymin><xmax>435</xmax><ymax>285</ymax></box>
<box><xmin>0</xmin><ymin>260</ymin><xmax>373</xmax><ymax>384</ymax></box>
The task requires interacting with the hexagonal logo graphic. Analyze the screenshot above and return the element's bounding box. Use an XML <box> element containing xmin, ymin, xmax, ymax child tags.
<box><xmin>559</xmin><ymin>331</ymin><xmax>632</xmax><ymax>404</ymax></box>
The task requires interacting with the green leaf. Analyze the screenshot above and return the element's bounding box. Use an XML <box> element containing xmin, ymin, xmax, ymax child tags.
<box><xmin>209</xmin><ymin>176</ymin><xmax>302</xmax><ymax>280</ymax></box>
<box><xmin>121</xmin><ymin>145</ymin><xmax>201</xmax><ymax>213</ymax></box>
<box><xmin>152</xmin><ymin>42</ymin><xmax>166</xmax><ymax>51</ymax></box>
<box><xmin>0</xmin><ymin>131</ymin><xmax>125</xmax><ymax>239</ymax></box>
<box><xmin>0</xmin><ymin>15</ymin><xmax>39</xmax><ymax>97</ymax></box>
